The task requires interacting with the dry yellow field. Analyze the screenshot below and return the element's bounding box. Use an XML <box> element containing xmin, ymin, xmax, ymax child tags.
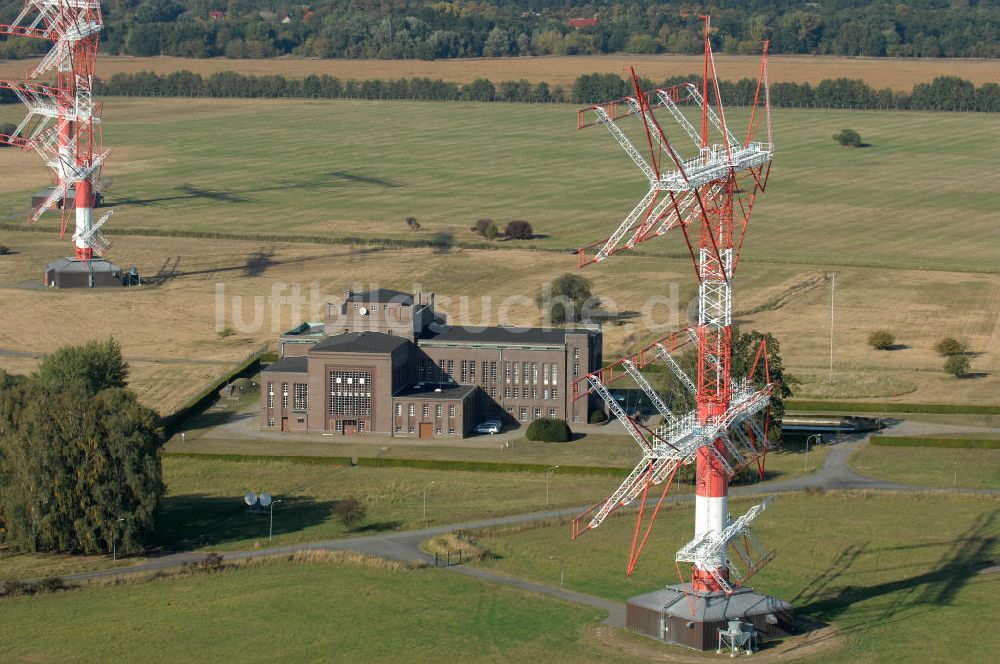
<box><xmin>1</xmin><ymin>229</ymin><xmax>996</xmax><ymax>412</ymax></box>
<box><xmin>1</xmin><ymin>54</ymin><xmax>996</xmax><ymax>91</ymax></box>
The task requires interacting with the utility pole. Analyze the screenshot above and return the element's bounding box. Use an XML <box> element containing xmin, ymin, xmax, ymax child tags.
<box><xmin>269</xmin><ymin>499</ymin><xmax>282</xmax><ymax>542</ymax></box>
<box><xmin>828</xmin><ymin>273</ymin><xmax>836</xmax><ymax>384</ymax></box>
<box><xmin>423</xmin><ymin>481</ymin><xmax>435</xmax><ymax>522</ymax></box>
<box><xmin>546</xmin><ymin>466</ymin><xmax>560</xmax><ymax>505</ymax></box>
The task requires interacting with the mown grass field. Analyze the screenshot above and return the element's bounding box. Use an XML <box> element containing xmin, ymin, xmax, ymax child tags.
<box><xmin>0</xmin><ymin>99</ymin><xmax>997</xmax><ymax>410</ymax></box>
<box><xmin>0</xmin><ymin>556</ymin><xmax>627</xmax><ymax>664</ymax></box>
<box><xmin>468</xmin><ymin>491</ymin><xmax>1000</xmax><ymax>664</ymax></box>
<box><xmin>851</xmin><ymin>446</ymin><xmax>1000</xmax><ymax>490</ymax></box>
<box><xmin>3</xmin><ymin>53</ymin><xmax>998</xmax><ymax>90</ymax></box>
<box><xmin>151</xmin><ymin>455</ymin><xmax>624</xmax><ymax>553</ymax></box>
<box><xmin>2</xmin><ymin>99</ymin><xmax>998</xmax><ymax>273</ymax></box>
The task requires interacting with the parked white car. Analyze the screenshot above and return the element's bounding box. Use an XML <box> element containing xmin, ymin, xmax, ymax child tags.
<box><xmin>474</xmin><ymin>420</ymin><xmax>502</xmax><ymax>434</ymax></box>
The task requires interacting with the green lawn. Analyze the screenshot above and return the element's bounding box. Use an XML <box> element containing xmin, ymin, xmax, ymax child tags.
<box><xmin>0</xmin><ymin>550</ymin><xmax>144</xmax><ymax>582</ymax></box>
<box><xmin>0</xmin><ymin>557</ymin><xmax>626</xmax><ymax>664</ymax></box>
<box><xmin>467</xmin><ymin>491</ymin><xmax>1000</xmax><ymax>663</ymax></box>
<box><xmin>2</xmin><ymin>100</ymin><xmax>996</xmax><ymax>273</ymax></box>
<box><xmin>151</xmin><ymin>456</ymin><xmax>624</xmax><ymax>553</ymax></box>
<box><xmin>851</xmin><ymin>445</ymin><xmax>1000</xmax><ymax>490</ymax></box>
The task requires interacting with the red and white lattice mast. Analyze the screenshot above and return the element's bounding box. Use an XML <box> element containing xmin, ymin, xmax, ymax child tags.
<box><xmin>1</xmin><ymin>0</ymin><xmax>113</xmax><ymax>260</ymax></box>
<box><xmin>571</xmin><ymin>18</ymin><xmax>778</xmax><ymax>601</ymax></box>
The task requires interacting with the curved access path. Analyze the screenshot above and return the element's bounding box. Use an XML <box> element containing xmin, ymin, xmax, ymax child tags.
<box><xmin>57</xmin><ymin>435</ymin><xmax>998</xmax><ymax>627</ymax></box>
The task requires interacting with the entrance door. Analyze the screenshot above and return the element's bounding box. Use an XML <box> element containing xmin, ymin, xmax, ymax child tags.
<box><xmin>342</xmin><ymin>420</ymin><xmax>358</xmax><ymax>436</ymax></box>
<box><xmin>419</xmin><ymin>422</ymin><xmax>433</xmax><ymax>439</ymax></box>
<box><xmin>280</xmin><ymin>417</ymin><xmax>289</xmax><ymax>432</ymax></box>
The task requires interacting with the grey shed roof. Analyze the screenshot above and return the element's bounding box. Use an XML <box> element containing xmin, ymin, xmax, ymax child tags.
<box><xmin>631</xmin><ymin>586</ymin><xmax>793</xmax><ymax>622</ymax></box>
<box><xmin>263</xmin><ymin>356</ymin><xmax>309</xmax><ymax>374</ymax></box>
<box><xmin>420</xmin><ymin>325</ymin><xmax>582</xmax><ymax>346</ymax></box>
<box><xmin>45</xmin><ymin>257</ymin><xmax>122</xmax><ymax>273</ymax></box>
<box><xmin>345</xmin><ymin>289</ymin><xmax>413</xmax><ymax>305</ymax></box>
<box><xmin>309</xmin><ymin>331</ymin><xmax>410</xmax><ymax>355</ymax></box>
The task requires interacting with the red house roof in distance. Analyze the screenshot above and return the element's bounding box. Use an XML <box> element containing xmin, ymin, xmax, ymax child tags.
<box><xmin>568</xmin><ymin>17</ymin><xmax>598</xmax><ymax>29</ymax></box>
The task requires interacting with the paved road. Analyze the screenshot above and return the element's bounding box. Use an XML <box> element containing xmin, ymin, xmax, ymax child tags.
<box><xmin>58</xmin><ymin>434</ymin><xmax>998</xmax><ymax>624</ymax></box>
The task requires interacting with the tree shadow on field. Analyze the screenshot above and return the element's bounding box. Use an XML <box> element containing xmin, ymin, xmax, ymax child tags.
<box><xmin>327</xmin><ymin>170</ymin><xmax>400</xmax><ymax>188</ymax></box>
<box><xmin>243</xmin><ymin>248</ymin><xmax>276</xmax><ymax>277</ymax></box>
<box><xmin>152</xmin><ymin>494</ymin><xmax>338</xmax><ymax>551</ymax></box>
<box><xmin>114</xmin><ymin>183</ymin><xmax>253</xmax><ymax>207</ymax></box>
<box><xmin>145</xmin><ymin>247</ymin><xmax>385</xmax><ymax>286</ymax></box>
<box><xmin>350</xmin><ymin>520</ymin><xmax>403</xmax><ymax>534</ymax></box>
<box><xmin>796</xmin><ymin>509</ymin><xmax>998</xmax><ymax>634</ymax></box>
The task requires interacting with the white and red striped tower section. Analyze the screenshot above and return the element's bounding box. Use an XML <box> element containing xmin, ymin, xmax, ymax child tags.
<box><xmin>570</xmin><ymin>17</ymin><xmax>778</xmax><ymax>599</ymax></box>
<box><xmin>0</xmin><ymin>0</ymin><xmax>113</xmax><ymax>260</ymax></box>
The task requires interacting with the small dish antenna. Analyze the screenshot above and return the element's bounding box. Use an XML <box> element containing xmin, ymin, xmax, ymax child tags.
<box><xmin>244</xmin><ymin>491</ymin><xmax>257</xmax><ymax>506</ymax></box>
<box><xmin>359</xmin><ymin>306</ymin><xmax>369</xmax><ymax>316</ymax></box>
<box><xmin>259</xmin><ymin>492</ymin><xmax>273</xmax><ymax>508</ymax></box>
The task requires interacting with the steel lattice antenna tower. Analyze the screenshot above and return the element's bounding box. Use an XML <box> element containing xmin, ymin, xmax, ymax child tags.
<box><xmin>571</xmin><ymin>18</ymin><xmax>777</xmax><ymax>599</ymax></box>
<box><xmin>1</xmin><ymin>0</ymin><xmax>113</xmax><ymax>260</ymax></box>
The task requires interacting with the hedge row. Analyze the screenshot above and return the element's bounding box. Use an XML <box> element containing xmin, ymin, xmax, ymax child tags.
<box><xmin>163</xmin><ymin>451</ymin><xmax>628</xmax><ymax>476</ymax></box>
<box><xmin>161</xmin><ymin>451</ymin><xmax>797</xmax><ymax>486</ymax></box>
<box><xmin>870</xmin><ymin>435</ymin><xmax>1000</xmax><ymax>450</ymax></box>
<box><xmin>786</xmin><ymin>399</ymin><xmax>1000</xmax><ymax>416</ymax></box>
<box><xmin>12</xmin><ymin>70</ymin><xmax>989</xmax><ymax>113</ymax></box>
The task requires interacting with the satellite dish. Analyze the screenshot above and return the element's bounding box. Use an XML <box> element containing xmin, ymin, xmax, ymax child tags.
<box><xmin>259</xmin><ymin>492</ymin><xmax>272</xmax><ymax>507</ymax></box>
<box><xmin>359</xmin><ymin>306</ymin><xmax>369</xmax><ymax>315</ymax></box>
<box><xmin>244</xmin><ymin>491</ymin><xmax>257</xmax><ymax>506</ymax></box>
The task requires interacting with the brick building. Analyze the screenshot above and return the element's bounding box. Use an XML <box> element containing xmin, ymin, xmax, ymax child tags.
<box><xmin>260</xmin><ymin>289</ymin><xmax>602</xmax><ymax>438</ymax></box>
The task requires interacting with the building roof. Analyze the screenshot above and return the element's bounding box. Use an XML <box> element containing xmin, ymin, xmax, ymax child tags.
<box><xmin>309</xmin><ymin>331</ymin><xmax>410</xmax><ymax>355</ymax></box>
<box><xmin>264</xmin><ymin>356</ymin><xmax>309</xmax><ymax>374</ymax></box>
<box><xmin>281</xmin><ymin>322</ymin><xmax>325</xmax><ymax>337</ymax></box>
<box><xmin>345</xmin><ymin>289</ymin><xmax>413</xmax><ymax>305</ymax></box>
<box><xmin>631</xmin><ymin>586</ymin><xmax>793</xmax><ymax>621</ymax></box>
<box><xmin>45</xmin><ymin>257</ymin><xmax>122</xmax><ymax>273</ymax></box>
<box><xmin>420</xmin><ymin>325</ymin><xmax>592</xmax><ymax>347</ymax></box>
<box><xmin>393</xmin><ymin>383</ymin><xmax>478</xmax><ymax>401</ymax></box>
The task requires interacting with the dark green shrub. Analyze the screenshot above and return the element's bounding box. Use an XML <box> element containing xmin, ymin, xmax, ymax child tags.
<box><xmin>525</xmin><ymin>418</ymin><xmax>572</xmax><ymax>443</ymax></box>
<box><xmin>934</xmin><ymin>337</ymin><xmax>967</xmax><ymax>356</ymax></box>
<box><xmin>868</xmin><ymin>330</ymin><xmax>896</xmax><ymax>350</ymax></box>
<box><xmin>332</xmin><ymin>498</ymin><xmax>367</xmax><ymax>528</ymax></box>
<box><xmin>944</xmin><ymin>354</ymin><xmax>971</xmax><ymax>377</ymax></box>
<box><xmin>833</xmin><ymin>128</ymin><xmax>863</xmax><ymax>147</ymax></box>
<box><xmin>505</xmin><ymin>220</ymin><xmax>533</xmax><ymax>240</ymax></box>
<box><xmin>588</xmin><ymin>409</ymin><xmax>608</xmax><ymax>424</ymax></box>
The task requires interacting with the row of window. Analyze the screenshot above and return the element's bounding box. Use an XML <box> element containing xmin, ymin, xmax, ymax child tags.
<box><xmin>505</xmin><ymin>406</ymin><xmax>558</xmax><ymax>421</ymax></box>
<box><xmin>416</xmin><ymin>358</ymin><xmax>571</xmax><ymax>387</ymax></box>
<box><xmin>395</xmin><ymin>426</ymin><xmax>457</xmax><ymax>434</ymax></box>
<box><xmin>397</xmin><ymin>403</ymin><xmax>457</xmax><ymax>418</ymax></box>
<box><xmin>502</xmin><ymin>361</ymin><xmax>559</xmax><ymax>386</ymax></box>
<box><xmin>266</xmin><ymin>382</ymin><xmax>308</xmax><ymax>411</ymax></box>
<box><xmin>502</xmin><ymin>386</ymin><xmax>558</xmax><ymax>400</ymax></box>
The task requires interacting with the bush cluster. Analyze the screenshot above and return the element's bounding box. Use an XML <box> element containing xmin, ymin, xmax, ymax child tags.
<box><xmin>525</xmin><ymin>418</ymin><xmax>572</xmax><ymax>443</ymax></box>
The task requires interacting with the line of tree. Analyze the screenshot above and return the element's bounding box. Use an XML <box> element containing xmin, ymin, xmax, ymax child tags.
<box><xmin>2</xmin><ymin>1</ymin><xmax>998</xmax><ymax>60</ymax></box>
<box><xmin>15</xmin><ymin>71</ymin><xmax>989</xmax><ymax>113</ymax></box>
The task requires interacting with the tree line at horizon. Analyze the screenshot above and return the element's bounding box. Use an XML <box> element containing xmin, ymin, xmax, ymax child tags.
<box><xmin>2</xmin><ymin>0</ymin><xmax>998</xmax><ymax>60</ymax></box>
<box><xmin>2</xmin><ymin>71</ymin><xmax>992</xmax><ymax>113</ymax></box>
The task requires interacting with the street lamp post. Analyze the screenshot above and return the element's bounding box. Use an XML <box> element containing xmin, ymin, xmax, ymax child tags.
<box><xmin>546</xmin><ymin>466</ymin><xmax>560</xmax><ymax>505</ymax></box>
<box><xmin>549</xmin><ymin>555</ymin><xmax>564</xmax><ymax>588</ymax></box>
<box><xmin>112</xmin><ymin>517</ymin><xmax>124</xmax><ymax>562</ymax></box>
<box><xmin>423</xmin><ymin>481</ymin><xmax>435</xmax><ymax>523</ymax></box>
<box><xmin>806</xmin><ymin>434</ymin><xmax>821</xmax><ymax>473</ymax></box>
<box><xmin>269</xmin><ymin>499</ymin><xmax>282</xmax><ymax>542</ymax></box>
